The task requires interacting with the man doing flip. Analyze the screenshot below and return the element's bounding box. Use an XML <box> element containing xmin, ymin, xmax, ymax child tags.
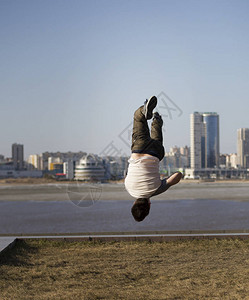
<box><xmin>125</xmin><ymin>96</ymin><xmax>182</xmax><ymax>222</ymax></box>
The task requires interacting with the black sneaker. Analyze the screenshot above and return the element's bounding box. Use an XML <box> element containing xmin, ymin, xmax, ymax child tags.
<box><xmin>143</xmin><ymin>96</ymin><xmax>157</xmax><ymax>120</ymax></box>
<box><xmin>153</xmin><ymin>112</ymin><xmax>163</xmax><ymax>125</ymax></box>
<box><xmin>153</xmin><ymin>112</ymin><xmax>161</xmax><ymax>119</ymax></box>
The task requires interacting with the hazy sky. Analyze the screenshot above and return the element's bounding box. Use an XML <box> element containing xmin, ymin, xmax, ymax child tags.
<box><xmin>1</xmin><ymin>0</ymin><xmax>249</xmax><ymax>159</ymax></box>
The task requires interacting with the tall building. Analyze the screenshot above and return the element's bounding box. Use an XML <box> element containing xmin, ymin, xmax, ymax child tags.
<box><xmin>12</xmin><ymin>143</ymin><xmax>24</xmax><ymax>170</ymax></box>
<box><xmin>190</xmin><ymin>112</ymin><xmax>219</xmax><ymax>169</ymax></box>
<box><xmin>190</xmin><ymin>113</ymin><xmax>206</xmax><ymax>169</ymax></box>
<box><xmin>203</xmin><ymin>113</ymin><xmax>220</xmax><ymax>168</ymax></box>
<box><xmin>237</xmin><ymin>128</ymin><xmax>249</xmax><ymax>168</ymax></box>
<box><xmin>28</xmin><ymin>154</ymin><xmax>42</xmax><ymax>170</ymax></box>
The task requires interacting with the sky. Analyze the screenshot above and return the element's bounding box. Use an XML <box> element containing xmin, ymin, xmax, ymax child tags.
<box><xmin>1</xmin><ymin>0</ymin><xmax>249</xmax><ymax>159</ymax></box>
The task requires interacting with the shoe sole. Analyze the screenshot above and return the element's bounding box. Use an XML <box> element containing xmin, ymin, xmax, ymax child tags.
<box><xmin>144</xmin><ymin>96</ymin><xmax>157</xmax><ymax>119</ymax></box>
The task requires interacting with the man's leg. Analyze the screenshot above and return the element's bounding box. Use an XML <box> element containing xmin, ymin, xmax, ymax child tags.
<box><xmin>151</xmin><ymin>112</ymin><xmax>163</xmax><ymax>142</ymax></box>
<box><xmin>131</xmin><ymin>97</ymin><xmax>157</xmax><ymax>152</ymax></box>
<box><xmin>131</xmin><ymin>106</ymin><xmax>151</xmax><ymax>152</ymax></box>
<box><xmin>150</xmin><ymin>113</ymin><xmax>165</xmax><ymax>160</ymax></box>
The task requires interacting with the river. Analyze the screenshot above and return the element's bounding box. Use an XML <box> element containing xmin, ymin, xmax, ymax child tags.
<box><xmin>0</xmin><ymin>181</ymin><xmax>249</xmax><ymax>234</ymax></box>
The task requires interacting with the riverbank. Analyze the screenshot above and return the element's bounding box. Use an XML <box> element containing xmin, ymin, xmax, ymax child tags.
<box><xmin>1</xmin><ymin>238</ymin><xmax>249</xmax><ymax>299</ymax></box>
<box><xmin>0</xmin><ymin>177</ymin><xmax>60</xmax><ymax>185</ymax></box>
<box><xmin>1</xmin><ymin>177</ymin><xmax>249</xmax><ymax>186</ymax></box>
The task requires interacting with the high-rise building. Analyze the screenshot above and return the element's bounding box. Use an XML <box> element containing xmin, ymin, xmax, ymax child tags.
<box><xmin>203</xmin><ymin>113</ymin><xmax>220</xmax><ymax>168</ymax></box>
<box><xmin>12</xmin><ymin>143</ymin><xmax>24</xmax><ymax>170</ymax></box>
<box><xmin>190</xmin><ymin>112</ymin><xmax>219</xmax><ymax>169</ymax></box>
<box><xmin>237</xmin><ymin>128</ymin><xmax>249</xmax><ymax>168</ymax></box>
<box><xmin>190</xmin><ymin>113</ymin><xmax>206</xmax><ymax>169</ymax></box>
<box><xmin>28</xmin><ymin>154</ymin><xmax>42</xmax><ymax>170</ymax></box>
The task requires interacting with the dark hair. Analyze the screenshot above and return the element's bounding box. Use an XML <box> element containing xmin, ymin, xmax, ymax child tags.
<box><xmin>131</xmin><ymin>198</ymin><xmax>150</xmax><ymax>222</ymax></box>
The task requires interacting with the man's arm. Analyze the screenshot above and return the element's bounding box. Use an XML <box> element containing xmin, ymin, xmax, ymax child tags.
<box><xmin>151</xmin><ymin>178</ymin><xmax>170</xmax><ymax>197</ymax></box>
<box><xmin>151</xmin><ymin>172</ymin><xmax>182</xmax><ymax>197</ymax></box>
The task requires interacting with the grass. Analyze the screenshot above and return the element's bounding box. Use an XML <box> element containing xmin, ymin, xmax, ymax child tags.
<box><xmin>1</xmin><ymin>238</ymin><xmax>249</xmax><ymax>299</ymax></box>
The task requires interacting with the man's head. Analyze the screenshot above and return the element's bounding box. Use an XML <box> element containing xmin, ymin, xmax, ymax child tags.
<box><xmin>131</xmin><ymin>198</ymin><xmax>150</xmax><ymax>222</ymax></box>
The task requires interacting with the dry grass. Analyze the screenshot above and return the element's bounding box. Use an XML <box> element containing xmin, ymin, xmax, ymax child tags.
<box><xmin>1</xmin><ymin>239</ymin><xmax>249</xmax><ymax>299</ymax></box>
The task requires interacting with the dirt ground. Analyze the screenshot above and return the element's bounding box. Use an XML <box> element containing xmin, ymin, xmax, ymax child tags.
<box><xmin>0</xmin><ymin>177</ymin><xmax>58</xmax><ymax>185</ymax></box>
<box><xmin>1</xmin><ymin>238</ymin><xmax>249</xmax><ymax>299</ymax></box>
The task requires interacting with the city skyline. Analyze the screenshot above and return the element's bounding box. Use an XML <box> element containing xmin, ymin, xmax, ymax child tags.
<box><xmin>1</xmin><ymin>1</ymin><xmax>249</xmax><ymax>157</ymax></box>
<box><xmin>1</xmin><ymin>122</ymin><xmax>249</xmax><ymax>163</ymax></box>
<box><xmin>1</xmin><ymin>133</ymin><xmax>249</xmax><ymax>181</ymax></box>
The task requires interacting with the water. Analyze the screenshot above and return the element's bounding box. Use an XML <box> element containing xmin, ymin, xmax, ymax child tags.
<box><xmin>0</xmin><ymin>182</ymin><xmax>249</xmax><ymax>234</ymax></box>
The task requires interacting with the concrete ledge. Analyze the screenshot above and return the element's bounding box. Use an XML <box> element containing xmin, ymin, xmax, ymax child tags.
<box><xmin>14</xmin><ymin>232</ymin><xmax>249</xmax><ymax>243</ymax></box>
<box><xmin>0</xmin><ymin>238</ymin><xmax>16</xmax><ymax>254</ymax></box>
<box><xmin>1</xmin><ymin>232</ymin><xmax>249</xmax><ymax>254</ymax></box>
